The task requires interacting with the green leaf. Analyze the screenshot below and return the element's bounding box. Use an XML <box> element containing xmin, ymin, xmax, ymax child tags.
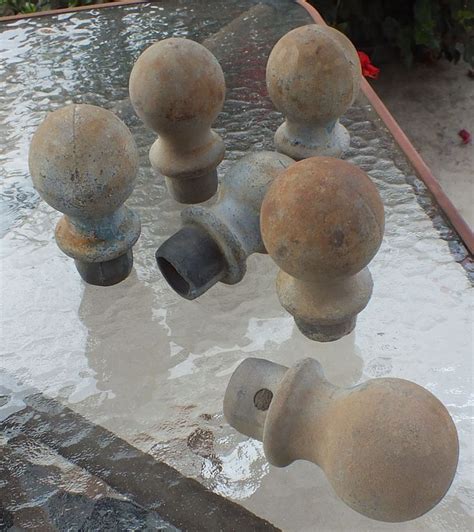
<box><xmin>21</xmin><ymin>1</ymin><xmax>37</xmax><ymax>12</ymax></box>
<box><xmin>414</xmin><ymin>0</ymin><xmax>439</xmax><ymax>49</ymax></box>
<box><xmin>455</xmin><ymin>9</ymin><xmax>474</xmax><ymax>30</ymax></box>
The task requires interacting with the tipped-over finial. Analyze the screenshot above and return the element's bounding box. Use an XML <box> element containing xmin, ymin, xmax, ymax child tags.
<box><xmin>224</xmin><ymin>357</ymin><xmax>459</xmax><ymax>522</ymax></box>
<box><xmin>156</xmin><ymin>151</ymin><xmax>294</xmax><ymax>299</ymax></box>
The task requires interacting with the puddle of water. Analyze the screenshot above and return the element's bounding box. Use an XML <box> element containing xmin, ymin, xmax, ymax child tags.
<box><xmin>0</xmin><ymin>1</ymin><xmax>472</xmax><ymax>531</ymax></box>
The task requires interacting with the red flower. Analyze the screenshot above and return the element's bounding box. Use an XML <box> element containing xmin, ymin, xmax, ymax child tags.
<box><xmin>357</xmin><ymin>51</ymin><xmax>380</xmax><ymax>79</ymax></box>
<box><xmin>458</xmin><ymin>129</ymin><xmax>471</xmax><ymax>144</ymax></box>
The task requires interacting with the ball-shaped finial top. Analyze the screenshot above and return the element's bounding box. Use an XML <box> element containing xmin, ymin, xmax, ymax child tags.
<box><xmin>266</xmin><ymin>25</ymin><xmax>361</xmax><ymax>125</ymax></box>
<box><xmin>325</xmin><ymin>377</ymin><xmax>459</xmax><ymax>522</ymax></box>
<box><xmin>129</xmin><ymin>38</ymin><xmax>226</xmax><ymax>136</ymax></box>
<box><xmin>261</xmin><ymin>157</ymin><xmax>384</xmax><ymax>280</ymax></box>
<box><xmin>29</xmin><ymin>104</ymin><xmax>139</xmax><ymax>219</ymax></box>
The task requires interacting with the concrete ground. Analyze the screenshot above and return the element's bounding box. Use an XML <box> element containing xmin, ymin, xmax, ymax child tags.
<box><xmin>371</xmin><ymin>60</ymin><xmax>474</xmax><ymax>229</ymax></box>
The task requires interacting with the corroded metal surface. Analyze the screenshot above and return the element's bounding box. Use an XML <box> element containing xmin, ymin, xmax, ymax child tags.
<box><xmin>224</xmin><ymin>357</ymin><xmax>459</xmax><ymax>522</ymax></box>
<box><xmin>156</xmin><ymin>151</ymin><xmax>293</xmax><ymax>299</ymax></box>
<box><xmin>28</xmin><ymin>103</ymin><xmax>141</xmax><ymax>285</ymax></box>
<box><xmin>0</xmin><ymin>2</ymin><xmax>472</xmax><ymax>531</ymax></box>
<box><xmin>129</xmin><ymin>38</ymin><xmax>226</xmax><ymax>204</ymax></box>
<box><xmin>261</xmin><ymin>157</ymin><xmax>384</xmax><ymax>341</ymax></box>
<box><xmin>266</xmin><ymin>24</ymin><xmax>361</xmax><ymax>159</ymax></box>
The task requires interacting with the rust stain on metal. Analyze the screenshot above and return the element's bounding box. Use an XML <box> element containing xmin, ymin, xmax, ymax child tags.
<box><xmin>261</xmin><ymin>157</ymin><xmax>384</xmax><ymax>341</ymax></box>
<box><xmin>28</xmin><ymin>103</ymin><xmax>140</xmax><ymax>283</ymax></box>
<box><xmin>55</xmin><ymin>216</ymin><xmax>103</xmax><ymax>256</ymax></box>
<box><xmin>129</xmin><ymin>37</ymin><xmax>226</xmax><ymax>203</ymax></box>
<box><xmin>266</xmin><ymin>24</ymin><xmax>361</xmax><ymax>159</ymax></box>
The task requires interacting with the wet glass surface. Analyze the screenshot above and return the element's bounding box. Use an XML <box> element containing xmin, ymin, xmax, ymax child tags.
<box><xmin>1</xmin><ymin>434</ymin><xmax>177</xmax><ymax>530</ymax></box>
<box><xmin>1</xmin><ymin>1</ymin><xmax>473</xmax><ymax>530</ymax></box>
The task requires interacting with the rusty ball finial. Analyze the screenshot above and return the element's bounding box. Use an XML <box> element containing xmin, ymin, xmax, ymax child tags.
<box><xmin>266</xmin><ymin>25</ymin><xmax>361</xmax><ymax>159</ymax></box>
<box><xmin>261</xmin><ymin>157</ymin><xmax>384</xmax><ymax>341</ymax></box>
<box><xmin>29</xmin><ymin>103</ymin><xmax>140</xmax><ymax>286</ymax></box>
<box><xmin>129</xmin><ymin>38</ymin><xmax>226</xmax><ymax>204</ymax></box>
<box><xmin>224</xmin><ymin>357</ymin><xmax>459</xmax><ymax>522</ymax></box>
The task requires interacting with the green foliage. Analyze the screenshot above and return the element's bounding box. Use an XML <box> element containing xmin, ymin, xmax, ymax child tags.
<box><xmin>0</xmin><ymin>0</ymin><xmax>104</xmax><ymax>16</ymax></box>
<box><xmin>314</xmin><ymin>0</ymin><xmax>474</xmax><ymax>66</ymax></box>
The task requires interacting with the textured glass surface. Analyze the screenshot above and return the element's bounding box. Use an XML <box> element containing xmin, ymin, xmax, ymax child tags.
<box><xmin>1</xmin><ymin>434</ymin><xmax>178</xmax><ymax>530</ymax></box>
<box><xmin>1</xmin><ymin>2</ymin><xmax>472</xmax><ymax>530</ymax></box>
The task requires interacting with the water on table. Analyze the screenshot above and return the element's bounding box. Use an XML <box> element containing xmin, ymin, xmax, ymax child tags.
<box><xmin>0</xmin><ymin>1</ymin><xmax>472</xmax><ymax>530</ymax></box>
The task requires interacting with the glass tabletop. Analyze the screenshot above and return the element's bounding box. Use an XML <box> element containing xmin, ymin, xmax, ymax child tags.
<box><xmin>1</xmin><ymin>1</ymin><xmax>472</xmax><ymax>530</ymax></box>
